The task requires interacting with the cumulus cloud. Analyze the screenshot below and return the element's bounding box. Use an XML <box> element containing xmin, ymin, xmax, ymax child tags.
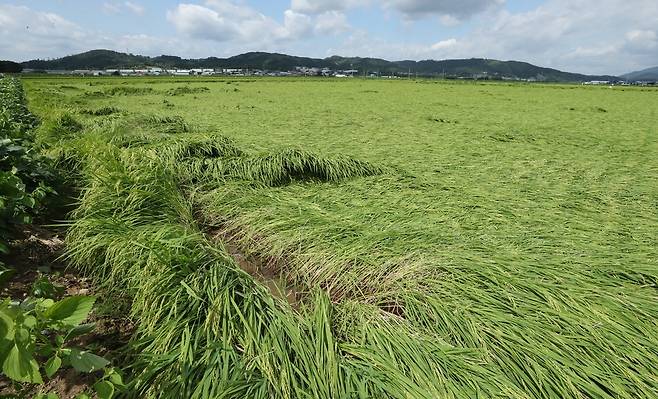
<box><xmin>0</xmin><ymin>4</ymin><xmax>178</xmax><ymax>61</ymax></box>
<box><xmin>167</xmin><ymin>1</ymin><xmax>351</xmax><ymax>46</ymax></box>
<box><xmin>625</xmin><ymin>29</ymin><xmax>657</xmax><ymax>50</ymax></box>
<box><xmin>315</xmin><ymin>11</ymin><xmax>350</xmax><ymax>34</ymax></box>
<box><xmin>332</xmin><ymin>0</ymin><xmax>658</xmax><ymax>74</ymax></box>
<box><xmin>290</xmin><ymin>0</ymin><xmax>362</xmax><ymax>14</ymax></box>
<box><xmin>0</xmin><ymin>5</ymin><xmax>88</xmax><ymax>60</ymax></box>
<box><xmin>289</xmin><ymin>0</ymin><xmax>498</xmax><ymax>20</ymax></box>
<box><xmin>464</xmin><ymin>0</ymin><xmax>658</xmax><ymax>74</ymax></box>
<box><xmin>430</xmin><ymin>38</ymin><xmax>457</xmax><ymax>51</ymax></box>
<box><xmin>102</xmin><ymin>1</ymin><xmax>145</xmax><ymax>16</ymax></box>
<box><xmin>124</xmin><ymin>1</ymin><xmax>145</xmax><ymax>16</ymax></box>
<box><xmin>284</xmin><ymin>9</ymin><xmax>314</xmax><ymax>37</ymax></box>
<box><xmin>102</xmin><ymin>3</ymin><xmax>122</xmax><ymax>14</ymax></box>
<box><xmin>166</xmin><ymin>2</ymin><xmax>287</xmax><ymax>43</ymax></box>
<box><xmin>384</xmin><ymin>0</ymin><xmax>504</xmax><ymax>19</ymax></box>
<box><xmin>3</xmin><ymin>0</ymin><xmax>658</xmax><ymax>75</ymax></box>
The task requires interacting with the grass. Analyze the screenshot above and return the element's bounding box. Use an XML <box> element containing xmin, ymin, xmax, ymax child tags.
<box><xmin>20</xmin><ymin>75</ymin><xmax>658</xmax><ymax>398</ymax></box>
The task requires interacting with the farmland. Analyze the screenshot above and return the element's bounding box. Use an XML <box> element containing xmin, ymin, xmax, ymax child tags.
<box><xmin>2</xmin><ymin>75</ymin><xmax>658</xmax><ymax>398</ymax></box>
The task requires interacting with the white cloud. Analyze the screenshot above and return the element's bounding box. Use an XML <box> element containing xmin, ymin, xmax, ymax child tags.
<box><xmin>290</xmin><ymin>0</ymin><xmax>499</xmax><ymax>21</ymax></box>
<box><xmin>167</xmin><ymin>1</ymin><xmax>351</xmax><ymax>47</ymax></box>
<box><xmin>124</xmin><ymin>1</ymin><xmax>145</xmax><ymax>16</ymax></box>
<box><xmin>284</xmin><ymin>10</ymin><xmax>314</xmax><ymax>38</ymax></box>
<box><xmin>0</xmin><ymin>5</ymin><xmax>181</xmax><ymax>61</ymax></box>
<box><xmin>166</xmin><ymin>2</ymin><xmax>288</xmax><ymax>43</ymax></box>
<box><xmin>102</xmin><ymin>1</ymin><xmax>145</xmax><ymax>16</ymax></box>
<box><xmin>102</xmin><ymin>3</ymin><xmax>122</xmax><ymax>14</ymax></box>
<box><xmin>462</xmin><ymin>0</ymin><xmax>658</xmax><ymax>74</ymax></box>
<box><xmin>439</xmin><ymin>15</ymin><xmax>460</xmax><ymax>27</ymax></box>
<box><xmin>0</xmin><ymin>5</ymin><xmax>89</xmax><ymax>60</ymax></box>
<box><xmin>384</xmin><ymin>0</ymin><xmax>504</xmax><ymax>19</ymax></box>
<box><xmin>167</xmin><ymin>4</ymin><xmax>243</xmax><ymax>42</ymax></box>
<box><xmin>626</xmin><ymin>29</ymin><xmax>656</xmax><ymax>42</ymax></box>
<box><xmin>362</xmin><ymin>0</ymin><xmax>657</xmax><ymax>74</ymax></box>
<box><xmin>290</xmin><ymin>0</ymin><xmax>362</xmax><ymax>14</ymax></box>
<box><xmin>326</xmin><ymin>0</ymin><xmax>658</xmax><ymax>75</ymax></box>
<box><xmin>3</xmin><ymin>1</ymin><xmax>658</xmax><ymax>76</ymax></box>
<box><xmin>315</xmin><ymin>11</ymin><xmax>350</xmax><ymax>34</ymax></box>
<box><xmin>625</xmin><ymin>29</ymin><xmax>657</xmax><ymax>50</ymax></box>
<box><xmin>430</xmin><ymin>38</ymin><xmax>457</xmax><ymax>51</ymax></box>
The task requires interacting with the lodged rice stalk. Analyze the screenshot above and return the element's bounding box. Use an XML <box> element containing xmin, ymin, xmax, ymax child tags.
<box><xmin>37</xmin><ymin>96</ymin><xmax>656</xmax><ymax>399</ymax></box>
<box><xmin>63</xmin><ymin>138</ymin><xmax>500</xmax><ymax>398</ymax></box>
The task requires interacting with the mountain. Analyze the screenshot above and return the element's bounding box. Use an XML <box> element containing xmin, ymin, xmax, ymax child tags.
<box><xmin>0</xmin><ymin>60</ymin><xmax>23</xmax><ymax>73</ymax></box>
<box><xmin>621</xmin><ymin>66</ymin><xmax>658</xmax><ymax>81</ymax></box>
<box><xmin>21</xmin><ymin>49</ymin><xmax>618</xmax><ymax>82</ymax></box>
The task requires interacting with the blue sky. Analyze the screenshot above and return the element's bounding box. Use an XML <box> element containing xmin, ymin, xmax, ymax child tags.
<box><xmin>1</xmin><ymin>0</ymin><xmax>657</xmax><ymax>74</ymax></box>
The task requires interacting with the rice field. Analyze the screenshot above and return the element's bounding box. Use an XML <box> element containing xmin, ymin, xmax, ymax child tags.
<box><xmin>21</xmin><ymin>76</ymin><xmax>658</xmax><ymax>398</ymax></box>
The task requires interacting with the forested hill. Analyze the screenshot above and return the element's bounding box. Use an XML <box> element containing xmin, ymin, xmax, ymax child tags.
<box><xmin>21</xmin><ymin>49</ymin><xmax>619</xmax><ymax>82</ymax></box>
<box><xmin>622</xmin><ymin>66</ymin><xmax>658</xmax><ymax>81</ymax></box>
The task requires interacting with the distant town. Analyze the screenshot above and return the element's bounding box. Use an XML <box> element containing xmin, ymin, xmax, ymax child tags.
<box><xmin>17</xmin><ymin>66</ymin><xmax>657</xmax><ymax>86</ymax></box>
<box><xmin>23</xmin><ymin>66</ymin><xmax>365</xmax><ymax>78</ymax></box>
<box><xmin>7</xmin><ymin>50</ymin><xmax>657</xmax><ymax>85</ymax></box>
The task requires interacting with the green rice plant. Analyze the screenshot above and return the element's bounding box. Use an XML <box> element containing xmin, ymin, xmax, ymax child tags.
<box><xmin>80</xmin><ymin>106</ymin><xmax>121</xmax><ymax>116</ymax></box>
<box><xmin>42</xmin><ymin>112</ymin><xmax>84</xmax><ymax>141</ymax></box>
<box><xmin>60</xmin><ymin>140</ymin><xmax>498</xmax><ymax>398</ymax></box>
<box><xmin>215</xmin><ymin>148</ymin><xmax>383</xmax><ymax>186</ymax></box>
<box><xmin>166</xmin><ymin>86</ymin><xmax>210</xmax><ymax>96</ymax></box>
<box><xmin>21</xmin><ymin>75</ymin><xmax>658</xmax><ymax>399</ymax></box>
<box><xmin>104</xmin><ymin>86</ymin><xmax>155</xmax><ymax>96</ymax></box>
<box><xmin>140</xmin><ymin>115</ymin><xmax>191</xmax><ymax>134</ymax></box>
<box><xmin>168</xmin><ymin>144</ymin><xmax>382</xmax><ymax>186</ymax></box>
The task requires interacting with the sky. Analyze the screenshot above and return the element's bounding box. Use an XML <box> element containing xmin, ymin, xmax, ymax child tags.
<box><xmin>0</xmin><ymin>0</ymin><xmax>657</xmax><ymax>75</ymax></box>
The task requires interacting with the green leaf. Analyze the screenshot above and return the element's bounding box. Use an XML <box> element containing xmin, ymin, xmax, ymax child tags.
<box><xmin>0</xmin><ymin>310</ymin><xmax>15</xmax><ymax>340</ymax></box>
<box><xmin>65</xmin><ymin>323</ymin><xmax>96</xmax><ymax>340</ymax></box>
<box><xmin>44</xmin><ymin>354</ymin><xmax>62</xmax><ymax>378</ymax></box>
<box><xmin>106</xmin><ymin>367</ymin><xmax>124</xmax><ymax>387</ymax></box>
<box><xmin>69</xmin><ymin>348</ymin><xmax>109</xmax><ymax>373</ymax></box>
<box><xmin>31</xmin><ymin>277</ymin><xmax>64</xmax><ymax>299</ymax></box>
<box><xmin>0</xmin><ymin>268</ymin><xmax>15</xmax><ymax>286</ymax></box>
<box><xmin>44</xmin><ymin>296</ymin><xmax>96</xmax><ymax>326</ymax></box>
<box><xmin>22</xmin><ymin>315</ymin><xmax>36</xmax><ymax>329</ymax></box>
<box><xmin>22</xmin><ymin>196</ymin><xmax>35</xmax><ymax>208</ymax></box>
<box><xmin>33</xmin><ymin>393</ymin><xmax>59</xmax><ymax>399</ymax></box>
<box><xmin>93</xmin><ymin>380</ymin><xmax>115</xmax><ymax>399</ymax></box>
<box><xmin>14</xmin><ymin>327</ymin><xmax>29</xmax><ymax>343</ymax></box>
<box><xmin>0</xmin><ymin>338</ymin><xmax>13</xmax><ymax>365</ymax></box>
<box><xmin>36</xmin><ymin>343</ymin><xmax>55</xmax><ymax>358</ymax></box>
<box><xmin>73</xmin><ymin>394</ymin><xmax>91</xmax><ymax>399</ymax></box>
<box><xmin>2</xmin><ymin>343</ymin><xmax>42</xmax><ymax>383</ymax></box>
<box><xmin>36</xmin><ymin>298</ymin><xmax>55</xmax><ymax>313</ymax></box>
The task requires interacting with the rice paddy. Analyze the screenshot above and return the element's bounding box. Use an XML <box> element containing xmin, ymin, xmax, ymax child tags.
<box><xmin>20</xmin><ymin>76</ymin><xmax>658</xmax><ymax>398</ymax></box>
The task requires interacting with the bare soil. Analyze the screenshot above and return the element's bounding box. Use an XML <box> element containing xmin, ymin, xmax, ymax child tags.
<box><xmin>0</xmin><ymin>225</ymin><xmax>134</xmax><ymax>399</ymax></box>
<box><xmin>209</xmin><ymin>228</ymin><xmax>304</xmax><ymax>309</ymax></box>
